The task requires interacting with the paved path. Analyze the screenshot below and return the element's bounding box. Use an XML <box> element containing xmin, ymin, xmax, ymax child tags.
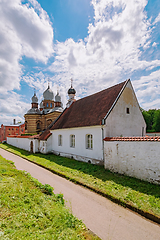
<box><xmin>0</xmin><ymin>148</ymin><xmax>160</xmax><ymax>240</ymax></box>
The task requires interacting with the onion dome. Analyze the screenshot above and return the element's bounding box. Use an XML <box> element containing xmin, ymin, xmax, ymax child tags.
<box><xmin>55</xmin><ymin>91</ymin><xmax>61</xmax><ymax>102</ymax></box>
<box><xmin>68</xmin><ymin>86</ymin><xmax>76</xmax><ymax>95</ymax></box>
<box><xmin>68</xmin><ymin>78</ymin><xmax>76</xmax><ymax>95</ymax></box>
<box><xmin>32</xmin><ymin>93</ymin><xmax>38</xmax><ymax>103</ymax></box>
<box><xmin>43</xmin><ymin>85</ymin><xmax>54</xmax><ymax>100</ymax></box>
<box><xmin>68</xmin><ymin>87</ymin><xmax>76</xmax><ymax>94</ymax></box>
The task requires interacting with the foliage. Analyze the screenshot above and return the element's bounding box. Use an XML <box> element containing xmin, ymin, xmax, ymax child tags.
<box><xmin>152</xmin><ymin>109</ymin><xmax>160</xmax><ymax>132</ymax></box>
<box><xmin>1</xmin><ymin>143</ymin><xmax>160</xmax><ymax>219</ymax></box>
<box><xmin>142</xmin><ymin>108</ymin><xmax>160</xmax><ymax>132</ymax></box>
<box><xmin>0</xmin><ymin>155</ymin><xmax>98</xmax><ymax>240</ymax></box>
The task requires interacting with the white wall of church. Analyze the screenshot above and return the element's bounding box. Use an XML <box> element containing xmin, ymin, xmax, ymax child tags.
<box><xmin>39</xmin><ymin>141</ymin><xmax>47</xmax><ymax>154</ymax></box>
<box><xmin>104</xmin><ymin>141</ymin><xmax>160</xmax><ymax>184</ymax></box>
<box><xmin>7</xmin><ymin>137</ymin><xmax>30</xmax><ymax>151</ymax></box>
<box><xmin>51</xmin><ymin>126</ymin><xmax>104</xmax><ymax>164</ymax></box>
<box><xmin>105</xmin><ymin>81</ymin><xmax>146</xmax><ymax>137</ymax></box>
<box><xmin>39</xmin><ymin>136</ymin><xmax>52</xmax><ymax>154</ymax></box>
<box><xmin>7</xmin><ymin>137</ymin><xmax>38</xmax><ymax>153</ymax></box>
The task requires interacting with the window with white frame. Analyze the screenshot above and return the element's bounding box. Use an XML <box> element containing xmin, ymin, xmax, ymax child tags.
<box><xmin>70</xmin><ymin>134</ymin><xmax>75</xmax><ymax>148</ymax></box>
<box><xmin>86</xmin><ymin>134</ymin><xmax>93</xmax><ymax>149</ymax></box>
<box><xmin>58</xmin><ymin>135</ymin><xmax>62</xmax><ymax>146</ymax></box>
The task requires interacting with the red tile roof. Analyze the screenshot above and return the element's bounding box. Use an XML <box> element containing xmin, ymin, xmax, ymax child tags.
<box><xmin>29</xmin><ymin>135</ymin><xmax>40</xmax><ymax>139</ymax></box>
<box><xmin>7</xmin><ymin>135</ymin><xmax>30</xmax><ymax>138</ymax></box>
<box><xmin>7</xmin><ymin>135</ymin><xmax>39</xmax><ymax>139</ymax></box>
<box><xmin>51</xmin><ymin>80</ymin><xmax>128</xmax><ymax>130</ymax></box>
<box><xmin>104</xmin><ymin>137</ymin><xmax>160</xmax><ymax>142</ymax></box>
<box><xmin>38</xmin><ymin>130</ymin><xmax>52</xmax><ymax>141</ymax></box>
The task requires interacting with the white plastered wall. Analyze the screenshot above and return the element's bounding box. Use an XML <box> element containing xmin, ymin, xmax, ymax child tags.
<box><xmin>39</xmin><ymin>135</ymin><xmax>52</xmax><ymax>154</ymax></box>
<box><xmin>7</xmin><ymin>137</ymin><xmax>38</xmax><ymax>153</ymax></box>
<box><xmin>50</xmin><ymin>126</ymin><xmax>103</xmax><ymax>164</ymax></box>
<box><xmin>105</xmin><ymin>81</ymin><xmax>146</xmax><ymax>137</ymax></box>
<box><xmin>104</xmin><ymin>141</ymin><xmax>160</xmax><ymax>184</ymax></box>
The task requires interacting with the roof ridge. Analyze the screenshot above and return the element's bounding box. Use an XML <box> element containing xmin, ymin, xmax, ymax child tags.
<box><xmin>74</xmin><ymin>80</ymin><xmax>128</xmax><ymax>104</ymax></box>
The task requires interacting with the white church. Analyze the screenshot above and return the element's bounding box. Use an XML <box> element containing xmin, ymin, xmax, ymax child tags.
<box><xmin>8</xmin><ymin>78</ymin><xmax>146</xmax><ymax>165</ymax></box>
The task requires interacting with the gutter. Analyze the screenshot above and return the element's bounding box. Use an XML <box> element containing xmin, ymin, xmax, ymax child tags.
<box><xmin>101</xmin><ymin>125</ymin><xmax>105</xmax><ymax>163</ymax></box>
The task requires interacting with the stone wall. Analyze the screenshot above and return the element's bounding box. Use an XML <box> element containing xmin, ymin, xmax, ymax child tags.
<box><xmin>7</xmin><ymin>136</ymin><xmax>39</xmax><ymax>153</ymax></box>
<box><xmin>104</xmin><ymin>139</ymin><xmax>160</xmax><ymax>184</ymax></box>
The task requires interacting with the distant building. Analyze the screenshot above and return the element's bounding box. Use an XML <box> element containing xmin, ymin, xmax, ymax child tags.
<box><xmin>0</xmin><ymin>119</ymin><xmax>25</xmax><ymax>142</ymax></box>
<box><xmin>24</xmin><ymin>84</ymin><xmax>63</xmax><ymax>134</ymax></box>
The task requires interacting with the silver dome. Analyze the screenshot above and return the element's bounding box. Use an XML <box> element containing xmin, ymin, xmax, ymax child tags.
<box><xmin>55</xmin><ymin>92</ymin><xmax>61</xmax><ymax>102</ymax></box>
<box><xmin>32</xmin><ymin>93</ymin><xmax>38</xmax><ymax>103</ymax></box>
<box><xmin>43</xmin><ymin>85</ymin><xmax>54</xmax><ymax>100</ymax></box>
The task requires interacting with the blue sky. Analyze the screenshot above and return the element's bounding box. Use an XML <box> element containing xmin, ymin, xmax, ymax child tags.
<box><xmin>0</xmin><ymin>0</ymin><xmax>160</xmax><ymax>125</ymax></box>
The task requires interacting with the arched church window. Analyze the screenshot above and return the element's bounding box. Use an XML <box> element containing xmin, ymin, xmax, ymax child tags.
<box><xmin>25</xmin><ymin>121</ymin><xmax>27</xmax><ymax>130</ymax></box>
<box><xmin>50</xmin><ymin>103</ymin><xmax>52</xmax><ymax>108</ymax></box>
<box><xmin>47</xmin><ymin>119</ymin><xmax>52</xmax><ymax>127</ymax></box>
<box><xmin>37</xmin><ymin>122</ymin><xmax>41</xmax><ymax>130</ymax></box>
<box><xmin>46</xmin><ymin>103</ymin><xmax>49</xmax><ymax>107</ymax></box>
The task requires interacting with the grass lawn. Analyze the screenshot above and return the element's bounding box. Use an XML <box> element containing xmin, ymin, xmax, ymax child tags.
<box><xmin>0</xmin><ymin>143</ymin><xmax>160</xmax><ymax>222</ymax></box>
<box><xmin>0</xmin><ymin>155</ymin><xmax>99</xmax><ymax>240</ymax></box>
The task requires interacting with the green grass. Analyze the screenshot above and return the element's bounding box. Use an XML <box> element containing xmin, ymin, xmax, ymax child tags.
<box><xmin>1</xmin><ymin>143</ymin><xmax>160</xmax><ymax>221</ymax></box>
<box><xmin>0</xmin><ymin>155</ymin><xmax>99</xmax><ymax>240</ymax></box>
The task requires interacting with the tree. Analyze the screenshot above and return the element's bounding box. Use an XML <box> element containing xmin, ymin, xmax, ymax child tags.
<box><xmin>142</xmin><ymin>109</ymin><xmax>158</xmax><ymax>132</ymax></box>
<box><xmin>142</xmin><ymin>110</ymin><xmax>152</xmax><ymax>131</ymax></box>
<box><xmin>152</xmin><ymin>110</ymin><xmax>160</xmax><ymax>132</ymax></box>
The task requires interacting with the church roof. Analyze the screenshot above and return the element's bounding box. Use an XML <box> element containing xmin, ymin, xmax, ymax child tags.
<box><xmin>43</xmin><ymin>85</ymin><xmax>54</xmax><ymax>100</ymax></box>
<box><xmin>55</xmin><ymin>91</ymin><xmax>61</xmax><ymax>102</ymax></box>
<box><xmin>26</xmin><ymin>108</ymin><xmax>41</xmax><ymax>114</ymax></box>
<box><xmin>50</xmin><ymin>79</ymin><xmax>129</xmax><ymax>130</ymax></box>
<box><xmin>32</xmin><ymin>93</ymin><xmax>38</xmax><ymax>103</ymax></box>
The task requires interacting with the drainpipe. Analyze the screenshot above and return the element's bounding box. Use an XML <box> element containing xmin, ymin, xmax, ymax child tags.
<box><xmin>101</xmin><ymin>119</ymin><xmax>105</xmax><ymax>165</ymax></box>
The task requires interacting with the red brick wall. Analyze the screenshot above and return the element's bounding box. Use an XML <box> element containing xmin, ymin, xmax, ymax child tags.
<box><xmin>0</xmin><ymin>123</ymin><xmax>25</xmax><ymax>142</ymax></box>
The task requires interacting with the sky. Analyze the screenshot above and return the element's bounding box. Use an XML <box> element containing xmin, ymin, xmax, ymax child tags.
<box><xmin>0</xmin><ymin>0</ymin><xmax>160</xmax><ymax>125</ymax></box>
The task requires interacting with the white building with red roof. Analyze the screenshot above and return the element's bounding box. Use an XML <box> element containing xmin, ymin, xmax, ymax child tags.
<box><xmin>38</xmin><ymin>79</ymin><xmax>146</xmax><ymax>164</ymax></box>
<box><xmin>8</xmin><ymin>79</ymin><xmax>160</xmax><ymax>183</ymax></box>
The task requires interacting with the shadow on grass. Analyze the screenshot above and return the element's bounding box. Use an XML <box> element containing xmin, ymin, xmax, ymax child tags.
<box><xmin>1</xmin><ymin>143</ymin><xmax>160</xmax><ymax>200</ymax></box>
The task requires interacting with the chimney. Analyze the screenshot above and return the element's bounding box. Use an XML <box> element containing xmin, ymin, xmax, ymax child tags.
<box><xmin>13</xmin><ymin>119</ymin><xmax>16</xmax><ymax>125</ymax></box>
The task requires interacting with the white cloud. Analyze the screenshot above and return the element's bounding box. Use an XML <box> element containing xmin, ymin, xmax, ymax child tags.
<box><xmin>1</xmin><ymin>0</ymin><xmax>160</xmax><ymax>125</ymax></box>
<box><xmin>48</xmin><ymin>0</ymin><xmax>158</xmax><ymax>100</ymax></box>
<box><xmin>0</xmin><ymin>0</ymin><xmax>53</xmax><ymax>91</ymax></box>
<box><xmin>0</xmin><ymin>0</ymin><xmax>54</xmax><ymax>125</ymax></box>
<box><xmin>0</xmin><ymin>91</ymin><xmax>30</xmax><ymax>125</ymax></box>
<box><xmin>153</xmin><ymin>12</ymin><xmax>160</xmax><ymax>24</ymax></box>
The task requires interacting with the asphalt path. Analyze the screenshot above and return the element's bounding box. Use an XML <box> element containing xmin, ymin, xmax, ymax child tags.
<box><xmin>0</xmin><ymin>148</ymin><xmax>160</xmax><ymax>240</ymax></box>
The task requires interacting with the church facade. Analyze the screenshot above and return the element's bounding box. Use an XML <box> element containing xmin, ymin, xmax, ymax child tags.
<box><xmin>24</xmin><ymin>85</ymin><xmax>63</xmax><ymax>134</ymax></box>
